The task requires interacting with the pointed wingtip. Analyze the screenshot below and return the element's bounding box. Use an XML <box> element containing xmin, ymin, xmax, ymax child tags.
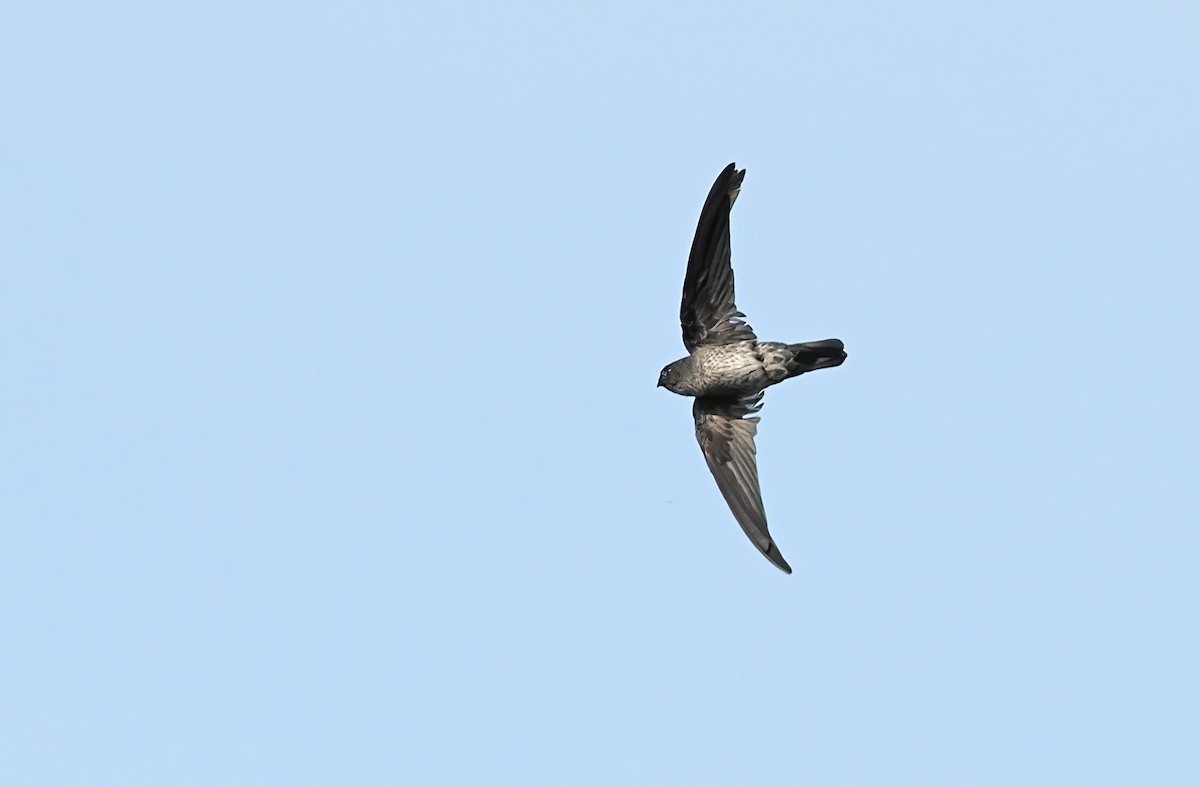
<box><xmin>763</xmin><ymin>542</ymin><xmax>793</xmax><ymax>574</ymax></box>
<box><xmin>713</xmin><ymin>162</ymin><xmax>745</xmax><ymax>193</ymax></box>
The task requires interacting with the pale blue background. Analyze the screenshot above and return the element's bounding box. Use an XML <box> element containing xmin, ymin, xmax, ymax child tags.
<box><xmin>3</xmin><ymin>2</ymin><xmax>1198</xmax><ymax>784</ymax></box>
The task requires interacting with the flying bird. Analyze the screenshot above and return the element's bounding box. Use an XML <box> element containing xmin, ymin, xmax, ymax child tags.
<box><xmin>658</xmin><ymin>163</ymin><xmax>846</xmax><ymax>574</ymax></box>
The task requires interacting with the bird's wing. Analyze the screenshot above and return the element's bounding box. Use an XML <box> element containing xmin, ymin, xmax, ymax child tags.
<box><xmin>693</xmin><ymin>394</ymin><xmax>792</xmax><ymax>574</ymax></box>
<box><xmin>680</xmin><ymin>163</ymin><xmax>758</xmax><ymax>352</ymax></box>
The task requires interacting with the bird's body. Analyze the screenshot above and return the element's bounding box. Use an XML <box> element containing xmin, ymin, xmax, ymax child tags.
<box><xmin>660</xmin><ymin>342</ymin><xmax>765</xmax><ymax>397</ymax></box>
<box><xmin>661</xmin><ymin>340</ymin><xmax>843</xmax><ymax>398</ymax></box>
<box><xmin>658</xmin><ymin>163</ymin><xmax>846</xmax><ymax>574</ymax></box>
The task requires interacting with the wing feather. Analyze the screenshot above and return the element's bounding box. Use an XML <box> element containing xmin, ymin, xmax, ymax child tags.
<box><xmin>680</xmin><ymin>163</ymin><xmax>758</xmax><ymax>351</ymax></box>
<box><xmin>693</xmin><ymin>394</ymin><xmax>792</xmax><ymax>574</ymax></box>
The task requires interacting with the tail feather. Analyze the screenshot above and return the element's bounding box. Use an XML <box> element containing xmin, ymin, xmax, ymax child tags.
<box><xmin>785</xmin><ymin>339</ymin><xmax>846</xmax><ymax>376</ymax></box>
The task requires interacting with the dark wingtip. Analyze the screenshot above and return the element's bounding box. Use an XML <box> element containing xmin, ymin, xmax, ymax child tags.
<box><xmin>708</xmin><ymin>162</ymin><xmax>744</xmax><ymax>200</ymax></box>
<box><xmin>765</xmin><ymin>543</ymin><xmax>793</xmax><ymax>574</ymax></box>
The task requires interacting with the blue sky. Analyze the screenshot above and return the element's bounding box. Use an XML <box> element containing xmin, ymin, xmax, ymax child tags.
<box><xmin>3</xmin><ymin>1</ymin><xmax>1198</xmax><ymax>784</ymax></box>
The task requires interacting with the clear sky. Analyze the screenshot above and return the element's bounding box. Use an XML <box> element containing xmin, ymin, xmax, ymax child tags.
<box><xmin>3</xmin><ymin>2</ymin><xmax>1198</xmax><ymax>784</ymax></box>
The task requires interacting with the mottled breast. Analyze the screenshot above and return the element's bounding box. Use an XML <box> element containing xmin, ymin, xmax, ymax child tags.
<box><xmin>692</xmin><ymin>342</ymin><xmax>768</xmax><ymax>396</ymax></box>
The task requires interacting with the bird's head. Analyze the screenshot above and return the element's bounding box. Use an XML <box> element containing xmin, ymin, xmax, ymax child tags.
<box><xmin>657</xmin><ymin>360</ymin><xmax>688</xmax><ymax>394</ymax></box>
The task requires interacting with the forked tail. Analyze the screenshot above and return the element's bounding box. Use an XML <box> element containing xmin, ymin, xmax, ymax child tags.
<box><xmin>785</xmin><ymin>339</ymin><xmax>847</xmax><ymax>376</ymax></box>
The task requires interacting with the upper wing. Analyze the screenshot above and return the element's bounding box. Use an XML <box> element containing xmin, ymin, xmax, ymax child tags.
<box><xmin>680</xmin><ymin>163</ymin><xmax>758</xmax><ymax>352</ymax></box>
<box><xmin>693</xmin><ymin>394</ymin><xmax>792</xmax><ymax>574</ymax></box>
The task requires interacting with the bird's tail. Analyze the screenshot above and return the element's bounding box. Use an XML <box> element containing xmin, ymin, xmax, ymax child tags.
<box><xmin>784</xmin><ymin>339</ymin><xmax>847</xmax><ymax>377</ymax></box>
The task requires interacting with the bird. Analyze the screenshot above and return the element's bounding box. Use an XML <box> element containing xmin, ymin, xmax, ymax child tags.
<box><xmin>657</xmin><ymin>163</ymin><xmax>846</xmax><ymax>574</ymax></box>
